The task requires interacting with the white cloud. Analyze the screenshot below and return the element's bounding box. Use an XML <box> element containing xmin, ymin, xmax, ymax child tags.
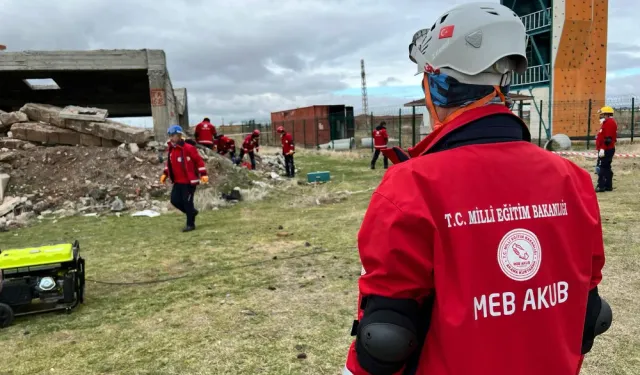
<box><xmin>0</xmin><ymin>0</ymin><xmax>637</xmax><ymax>124</ymax></box>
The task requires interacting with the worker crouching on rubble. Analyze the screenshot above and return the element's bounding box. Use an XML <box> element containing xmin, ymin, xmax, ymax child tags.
<box><xmin>237</xmin><ymin>129</ymin><xmax>260</xmax><ymax>169</ymax></box>
<box><xmin>160</xmin><ymin>125</ymin><xmax>208</xmax><ymax>232</ymax></box>
<box><xmin>194</xmin><ymin>117</ymin><xmax>216</xmax><ymax>150</ymax></box>
<box><xmin>215</xmin><ymin>134</ymin><xmax>237</xmax><ymax>163</ymax></box>
<box><xmin>595</xmin><ymin>106</ymin><xmax>617</xmax><ymax>193</ymax></box>
<box><xmin>276</xmin><ymin>126</ymin><xmax>296</xmax><ymax>177</ymax></box>
<box><xmin>341</xmin><ymin>3</ymin><xmax>612</xmax><ymax>375</ymax></box>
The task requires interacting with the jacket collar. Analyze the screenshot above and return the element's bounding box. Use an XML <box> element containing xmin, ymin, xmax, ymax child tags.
<box><xmin>408</xmin><ymin>104</ymin><xmax>528</xmax><ymax>157</ymax></box>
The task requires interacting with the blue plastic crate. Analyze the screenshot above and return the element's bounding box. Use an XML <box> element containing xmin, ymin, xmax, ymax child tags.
<box><xmin>307</xmin><ymin>171</ymin><xmax>331</xmax><ymax>183</ymax></box>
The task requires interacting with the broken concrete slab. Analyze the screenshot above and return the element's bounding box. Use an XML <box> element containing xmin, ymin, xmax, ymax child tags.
<box><xmin>0</xmin><ymin>173</ymin><xmax>9</xmax><ymax>203</ymax></box>
<box><xmin>0</xmin><ymin>111</ymin><xmax>28</xmax><ymax>127</ymax></box>
<box><xmin>11</xmin><ymin>122</ymin><xmax>107</xmax><ymax>147</ymax></box>
<box><xmin>59</xmin><ymin>105</ymin><xmax>108</xmax><ymax>122</ymax></box>
<box><xmin>0</xmin><ymin>151</ymin><xmax>17</xmax><ymax>163</ymax></box>
<box><xmin>0</xmin><ymin>196</ymin><xmax>20</xmax><ymax>217</ymax></box>
<box><xmin>21</xmin><ymin>103</ymin><xmax>151</xmax><ymax>144</ymax></box>
<box><xmin>0</xmin><ymin>138</ymin><xmax>34</xmax><ymax>150</ymax></box>
<box><xmin>20</xmin><ymin>103</ymin><xmax>64</xmax><ymax>126</ymax></box>
<box><xmin>63</xmin><ymin>119</ymin><xmax>152</xmax><ymax>144</ymax></box>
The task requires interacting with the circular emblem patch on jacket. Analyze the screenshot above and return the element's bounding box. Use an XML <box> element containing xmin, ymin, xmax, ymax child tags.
<box><xmin>177</xmin><ymin>157</ymin><xmax>182</xmax><ymax>162</ymax></box>
<box><xmin>497</xmin><ymin>228</ymin><xmax>542</xmax><ymax>281</ymax></box>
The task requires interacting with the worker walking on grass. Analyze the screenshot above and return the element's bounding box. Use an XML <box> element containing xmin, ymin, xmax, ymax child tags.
<box><xmin>215</xmin><ymin>134</ymin><xmax>237</xmax><ymax>163</ymax></box>
<box><xmin>277</xmin><ymin>126</ymin><xmax>296</xmax><ymax>177</ymax></box>
<box><xmin>194</xmin><ymin>117</ymin><xmax>216</xmax><ymax>150</ymax></box>
<box><xmin>160</xmin><ymin>125</ymin><xmax>209</xmax><ymax>232</ymax></box>
<box><xmin>595</xmin><ymin>106</ymin><xmax>617</xmax><ymax>193</ymax></box>
<box><xmin>237</xmin><ymin>129</ymin><xmax>260</xmax><ymax>169</ymax></box>
<box><xmin>342</xmin><ymin>3</ymin><xmax>612</xmax><ymax>375</ymax></box>
<box><xmin>370</xmin><ymin>121</ymin><xmax>389</xmax><ymax>169</ymax></box>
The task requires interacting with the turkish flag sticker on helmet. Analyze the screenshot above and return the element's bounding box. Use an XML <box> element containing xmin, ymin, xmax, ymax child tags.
<box><xmin>439</xmin><ymin>25</ymin><xmax>454</xmax><ymax>39</ymax></box>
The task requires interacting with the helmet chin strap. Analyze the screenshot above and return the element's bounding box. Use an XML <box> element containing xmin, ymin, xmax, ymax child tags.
<box><xmin>422</xmin><ymin>74</ymin><xmax>505</xmax><ymax>131</ymax></box>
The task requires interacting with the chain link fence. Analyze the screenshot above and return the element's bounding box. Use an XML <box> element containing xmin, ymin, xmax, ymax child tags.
<box><xmin>221</xmin><ymin>95</ymin><xmax>638</xmax><ymax>152</ymax></box>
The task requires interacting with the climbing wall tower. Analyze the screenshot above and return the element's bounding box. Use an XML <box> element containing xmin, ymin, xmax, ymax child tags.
<box><xmin>503</xmin><ymin>0</ymin><xmax>608</xmax><ymax>138</ymax></box>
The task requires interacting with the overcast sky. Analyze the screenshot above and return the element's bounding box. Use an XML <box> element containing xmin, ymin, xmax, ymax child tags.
<box><xmin>1</xmin><ymin>0</ymin><xmax>639</xmax><ymax>126</ymax></box>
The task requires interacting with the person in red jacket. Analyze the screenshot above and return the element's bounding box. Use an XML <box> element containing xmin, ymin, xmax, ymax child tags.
<box><xmin>160</xmin><ymin>125</ymin><xmax>209</xmax><ymax>232</ymax></box>
<box><xmin>370</xmin><ymin>122</ymin><xmax>389</xmax><ymax>169</ymax></box>
<box><xmin>215</xmin><ymin>134</ymin><xmax>237</xmax><ymax>163</ymax></box>
<box><xmin>237</xmin><ymin>129</ymin><xmax>260</xmax><ymax>169</ymax></box>
<box><xmin>276</xmin><ymin>126</ymin><xmax>296</xmax><ymax>177</ymax></box>
<box><xmin>342</xmin><ymin>3</ymin><xmax>612</xmax><ymax>375</ymax></box>
<box><xmin>194</xmin><ymin>117</ymin><xmax>216</xmax><ymax>149</ymax></box>
<box><xmin>595</xmin><ymin>106</ymin><xmax>617</xmax><ymax>192</ymax></box>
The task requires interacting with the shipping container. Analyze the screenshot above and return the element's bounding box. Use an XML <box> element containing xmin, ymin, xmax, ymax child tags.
<box><xmin>270</xmin><ymin>105</ymin><xmax>355</xmax><ymax>148</ymax></box>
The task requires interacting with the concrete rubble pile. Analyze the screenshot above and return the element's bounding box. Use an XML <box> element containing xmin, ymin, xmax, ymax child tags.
<box><xmin>0</xmin><ymin>103</ymin><xmax>152</xmax><ymax>147</ymax></box>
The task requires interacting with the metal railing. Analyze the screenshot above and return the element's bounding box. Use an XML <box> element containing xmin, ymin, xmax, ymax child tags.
<box><xmin>521</xmin><ymin>8</ymin><xmax>551</xmax><ymax>33</ymax></box>
<box><xmin>512</xmin><ymin>63</ymin><xmax>550</xmax><ymax>86</ymax></box>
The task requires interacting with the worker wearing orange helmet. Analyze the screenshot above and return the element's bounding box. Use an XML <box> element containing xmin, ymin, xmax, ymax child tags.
<box><xmin>595</xmin><ymin>106</ymin><xmax>617</xmax><ymax>192</ymax></box>
<box><xmin>277</xmin><ymin>126</ymin><xmax>296</xmax><ymax>177</ymax></box>
<box><xmin>237</xmin><ymin>129</ymin><xmax>260</xmax><ymax>169</ymax></box>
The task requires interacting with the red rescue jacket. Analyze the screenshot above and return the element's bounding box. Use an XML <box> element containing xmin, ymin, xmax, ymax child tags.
<box><xmin>344</xmin><ymin>105</ymin><xmax>605</xmax><ymax>375</ymax></box>
<box><xmin>281</xmin><ymin>132</ymin><xmax>295</xmax><ymax>154</ymax></box>
<box><xmin>163</xmin><ymin>140</ymin><xmax>208</xmax><ymax>185</ymax></box>
<box><xmin>372</xmin><ymin>127</ymin><xmax>389</xmax><ymax>149</ymax></box>
<box><xmin>195</xmin><ymin>121</ymin><xmax>216</xmax><ymax>145</ymax></box>
<box><xmin>242</xmin><ymin>134</ymin><xmax>259</xmax><ymax>152</ymax></box>
<box><xmin>595</xmin><ymin>118</ymin><xmax>617</xmax><ymax>151</ymax></box>
<box><xmin>217</xmin><ymin>136</ymin><xmax>235</xmax><ymax>154</ymax></box>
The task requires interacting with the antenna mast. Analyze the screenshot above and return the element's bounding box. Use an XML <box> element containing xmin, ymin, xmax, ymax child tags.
<box><xmin>361</xmin><ymin>59</ymin><xmax>369</xmax><ymax>122</ymax></box>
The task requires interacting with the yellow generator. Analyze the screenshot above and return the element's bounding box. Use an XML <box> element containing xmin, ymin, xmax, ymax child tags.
<box><xmin>0</xmin><ymin>241</ymin><xmax>85</xmax><ymax>328</ymax></box>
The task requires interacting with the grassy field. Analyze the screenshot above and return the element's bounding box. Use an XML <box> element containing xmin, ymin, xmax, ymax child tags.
<box><xmin>0</xmin><ymin>145</ymin><xmax>638</xmax><ymax>375</ymax></box>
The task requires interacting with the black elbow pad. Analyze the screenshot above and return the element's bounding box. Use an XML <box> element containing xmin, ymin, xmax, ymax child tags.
<box><xmin>604</xmin><ymin>136</ymin><xmax>612</xmax><ymax>146</ymax></box>
<box><xmin>354</xmin><ymin>296</ymin><xmax>420</xmax><ymax>375</ymax></box>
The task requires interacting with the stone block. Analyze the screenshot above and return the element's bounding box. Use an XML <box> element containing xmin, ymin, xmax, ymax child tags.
<box><xmin>0</xmin><ymin>111</ymin><xmax>28</xmax><ymax>128</ymax></box>
<box><xmin>0</xmin><ymin>138</ymin><xmax>32</xmax><ymax>150</ymax></box>
<box><xmin>20</xmin><ymin>103</ymin><xmax>64</xmax><ymax>126</ymax></box>
<box><xmin>21</xmin><ymin>103</ymin><xmax>150</xmax><ymax>144</ymax></box>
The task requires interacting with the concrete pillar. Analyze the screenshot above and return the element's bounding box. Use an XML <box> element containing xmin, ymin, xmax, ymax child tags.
<box><xmin>179</xmin><ymin>89</ymin><xmax>189</xmax><ymax>129</ymax></box>
<box><xmin>148</xmin><ymin>69</ymin><xmax>171</xmax><ymax>141</ymax></box>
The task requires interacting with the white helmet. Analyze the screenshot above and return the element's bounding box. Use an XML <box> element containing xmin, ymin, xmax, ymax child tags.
<box><xmin>409</xmin><ymin>2</ymin><xmax>528</xmax><ymax>86</ymax></box>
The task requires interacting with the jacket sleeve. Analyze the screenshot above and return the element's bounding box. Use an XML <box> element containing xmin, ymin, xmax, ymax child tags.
<box><xmin>589</xmin><ymin>206</ymin><xmax>606</xmax><ymax>290</ymax></box>
<box><xmin>344</xmin><ymin>182</ymin><xmax>436</xmax><ymax>374</ymax></box>
<box><xmin>603</xmin><ymin>119</ymin><xmax>617</xmax><ymax>146</ymax></box>
<box><xmin>191</xmin><ymin>146</ymin><xmax>207</xmax><ymax>176</ymax></box>
<box><xmin>382</xmin><ymin>129</ymin><xmax>389</xmax><ymax>143</ymax></box>
<box><xmin>287</xmin><ymin>134</ymin><xmax>295</xmax><ymax>150</ymax></box>
<box><xmin>194</xmin><ymin>124</ymin><xmax>201</xmax><ymax>140</ymax></box>
<box><xmin>163</xmin><ymin>149</ymin><xmax>170</xmax><ymax>176</ymax></box>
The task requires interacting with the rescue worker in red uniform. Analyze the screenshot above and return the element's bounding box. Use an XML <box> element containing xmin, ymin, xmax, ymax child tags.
<box><xmin>342</xmin><ymin>3</ymin><xmax>612</xmax><ymax>375</ymax></box>
<box><xmin>370</xmin><ymin>122</ymin><xmax>389</xmax><ymax>169</ymax></box>
<box><xmin>276</xmin><ymin>126</ymin><xmax>296</xmax><ymax>177</ymax></box>
<box><xmin>595</xmin><ymin>106</ymin><xmax>617</xmax><ymax>192</ymax></box>
<box><xmin>215</xmin><ymin>134</ymin><xmax>237</xmax><ymax>163</ymax></box>
<box><xmin>237</xmin><ymin>129</ymin><xmax>260</xmax><ymax>169</ymax></box>
<box><xmin>160</xmin><ymin>125</ymin><xmax>208</xmax><ymax>232</ymax></box>
<box><xmin>194</xmin><ymin>117</ymin><xmax>216</xmax><ymax>149</ymax></box>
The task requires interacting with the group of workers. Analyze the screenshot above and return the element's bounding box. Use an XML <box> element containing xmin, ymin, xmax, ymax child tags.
<box><xmin>159</xmin><ymin>4</ymin><xmax>616</xmax><ymax>371</ymax></box>
<box><xmin>159</xmin><ymin>120</ymin><xmax>296</xmax><ymax>232</ymax></box>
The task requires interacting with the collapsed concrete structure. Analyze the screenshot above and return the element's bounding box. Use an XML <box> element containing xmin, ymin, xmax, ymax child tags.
<box><xmin>0</xmin><ymin>49</ymin><xmax>189</xmax><ymax>141</ymax></box>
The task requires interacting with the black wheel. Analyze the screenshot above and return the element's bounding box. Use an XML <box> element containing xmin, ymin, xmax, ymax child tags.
<box><xmin>76</xmin><ymin>258</ymin><xmax>85</xmax><ymax>304</ymax></box>
<box><xmin>0</xmin><ymin>303</ymin><xmax>14</xmax><ymax>328</ymax></box>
